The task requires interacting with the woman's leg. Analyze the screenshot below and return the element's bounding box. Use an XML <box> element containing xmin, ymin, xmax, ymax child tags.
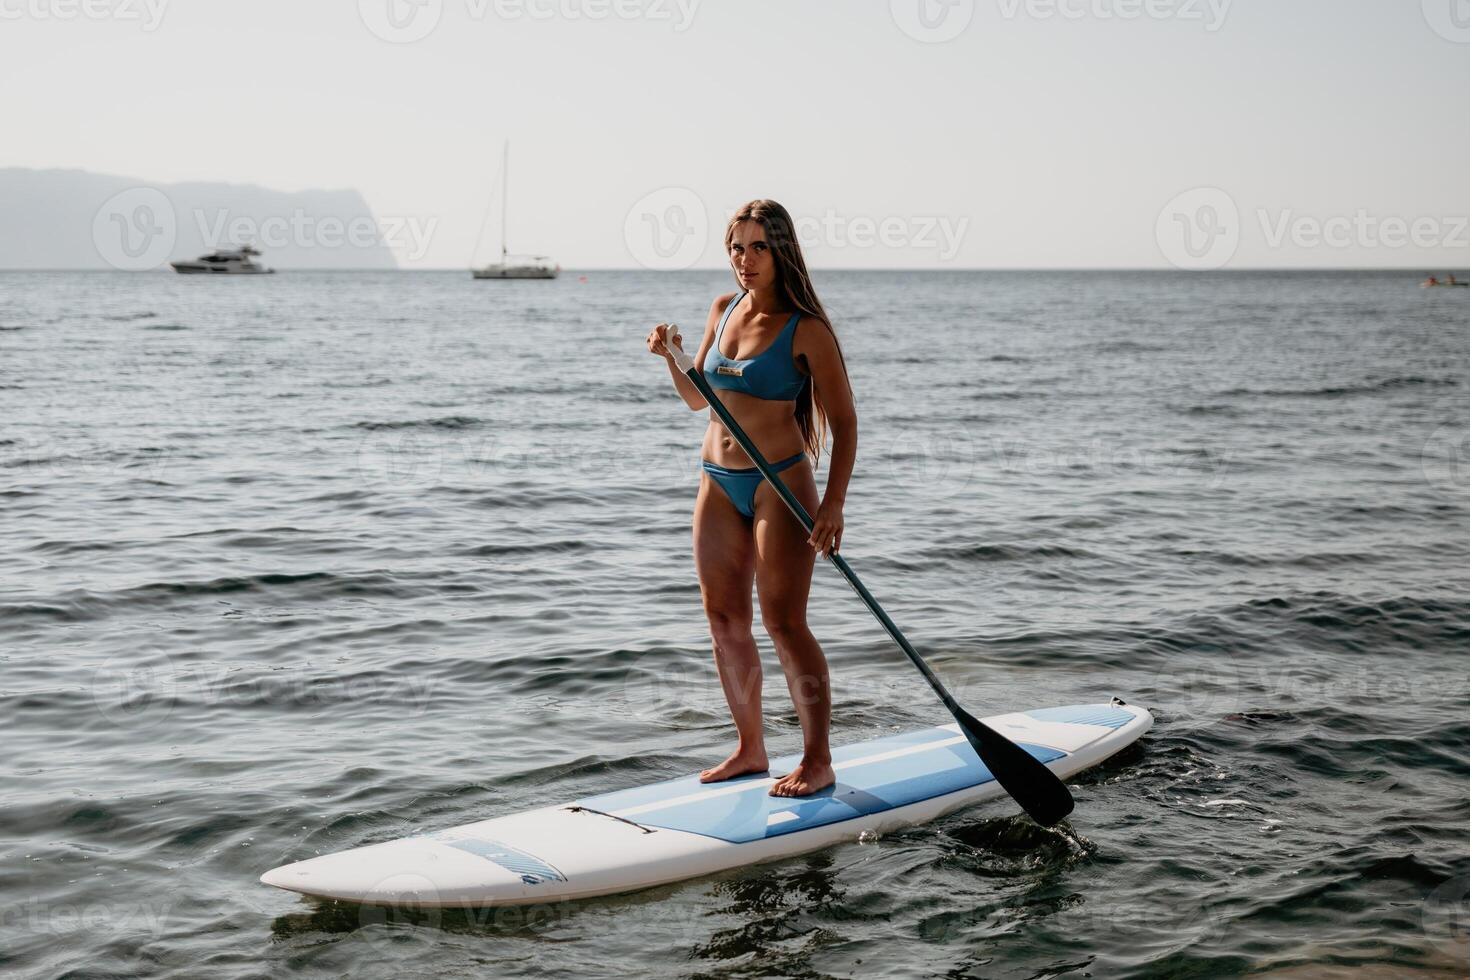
<box><xmin>751</xmin><ymin>461</ymin><xmax>835</xmax><ymax>797</ymax></box>
<box><xmin>693</xmin><ymin>471</ymin><xmax>768</xmax><ymax>782</ymax></box>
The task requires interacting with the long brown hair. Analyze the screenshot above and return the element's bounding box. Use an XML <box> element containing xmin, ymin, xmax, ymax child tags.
<box><xmin>723</xmin><ymin>199</ymin><xmax>845</xmax><ymax>467</ymax></box>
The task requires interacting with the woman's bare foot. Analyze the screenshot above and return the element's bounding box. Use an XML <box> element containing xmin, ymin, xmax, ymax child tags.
<box><xmin>769</xmin><ymin>757</ymin><xmax>835</xmax><ymax>797</ymax></box>
<box><xmin>700</xmin><ymin>746</ymin><xmax>769</xmax><ymax>783</ymax></box>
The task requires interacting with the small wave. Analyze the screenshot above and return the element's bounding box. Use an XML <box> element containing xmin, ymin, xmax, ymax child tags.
<box><xmin>1091</xmin><ymin>340</ymin><xmax>1167</xmax><ymax>354</ymax></box>
<box><xmin>353</xmin><ymin>416</ymin><xmax>485</xmax><ymax>431</ymax></box>
<box><xmin>141</xmin><ymin>323</ymin><xmax>189</xmax><ymax>332</ymax></box>
<box><xmin>1179</xmin><ymin>404</ymin><xmax>1244</xmax><ymax>417</ymax></box>
<box><xmin>1220</xmin><ymin>850</ymin><xmax>1454</xmax><ymax>931</ymax></box>
<box><xmin>467</xmin><ymin>488</ymin><xmax>608</xmax><ymax>510</ymax></box>
<box><xmin>925</xmin><ymin>542</ymin><xmax>1097</xmax><ymax>563</ymax></box>
<box><xmin>1219</xmin><ymin>376</ymin><xmax>1457</xmax><ymax>398</ymax></box>
<box><xmin>303</xmin><ymin>489</ymin><xmax>374</xmax><ymax>503</ymax></box>
<box><xmin>26</xmin><ymin>539</ymin><xmax>120</xmax><ymax>556</ymax></box>
<box><xmin>1165</xmin><ymin>549</ymin><xmax>1387</xmax><ymax>569</ymax></box>
<box><xmin>459</xmin><ymin>539</ymin><xmax>598</xmax><ymax>558</ymax></box>
<box><xmin>102</xmin><ymin>311</ymin><xmax>158</xmax><ymax>322</ymax></box>
<box><xmin>0</xmin><ymin>570</ymin><xmax>437</xmax><ymax>623</ymax></box>
<box><xmin>966</xmin><ymin>390</ymin><xmax>1030</xmax><ymax>401</ymax></box>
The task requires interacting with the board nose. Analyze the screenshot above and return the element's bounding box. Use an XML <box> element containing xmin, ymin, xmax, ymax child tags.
<box><xmin>258</xmin><ymin>838</ymin><xmax>534</xmax><ymax>906</ymax></box>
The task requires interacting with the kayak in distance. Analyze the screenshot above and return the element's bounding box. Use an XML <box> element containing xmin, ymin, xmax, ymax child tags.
<box><xmin>260</xmin><ymin>699</ymin><xmax>1152</xmax><ymax>908</ymax></box>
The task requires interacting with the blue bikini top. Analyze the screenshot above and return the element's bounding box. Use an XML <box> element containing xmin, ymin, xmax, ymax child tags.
<box><xmin>701</xmin><ymin>290</ymin><xmax>808</xmax><ymax>401</ymax></box>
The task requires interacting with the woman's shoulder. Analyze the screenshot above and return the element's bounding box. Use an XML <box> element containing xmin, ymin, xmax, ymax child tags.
<box><xmin>710</xmin><ymin>290</ymin><xmax>741</xmax><ymax>315</ymax></box>
<box><xmin>792</xmin><ymin>312</ymin><xmax>835</xmax><ymax>344</ymax></box>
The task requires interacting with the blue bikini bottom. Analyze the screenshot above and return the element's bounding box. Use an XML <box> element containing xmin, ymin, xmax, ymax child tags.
<box><xmin>701</xmin><ymin>452</ymin><xmax>807</xmax><ymax>519</ymax></box>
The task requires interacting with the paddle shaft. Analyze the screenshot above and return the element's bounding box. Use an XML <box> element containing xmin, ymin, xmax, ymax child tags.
<box><xmin>666</xmin><ymin>333</ymin><xmax>979</xmax><ymax>726</ymax></box>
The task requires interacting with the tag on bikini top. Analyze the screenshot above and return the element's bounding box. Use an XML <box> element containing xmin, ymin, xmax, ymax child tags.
<box><xmin>716</xmin><ymin>365</ymin><xmax>743</xmax><ymax>377</ymax></box>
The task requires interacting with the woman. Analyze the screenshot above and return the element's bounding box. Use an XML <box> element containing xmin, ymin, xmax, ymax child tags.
<box><xmin>645</xmin><ymin>199</ymin><xmax>857</xmax><ymax>798</ymax></box>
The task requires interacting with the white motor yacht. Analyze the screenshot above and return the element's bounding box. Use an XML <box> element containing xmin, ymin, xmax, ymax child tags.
<box><xmin>171</xmin><ymin>244</ymin><xmax>275</xmax><ymax>275</ymax></box>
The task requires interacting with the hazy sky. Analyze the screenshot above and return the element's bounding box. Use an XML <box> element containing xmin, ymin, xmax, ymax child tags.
<box><xmin>4</xmin><ymin>0</ymin><xmax>1470</xmax><ymax>268</ymax></box>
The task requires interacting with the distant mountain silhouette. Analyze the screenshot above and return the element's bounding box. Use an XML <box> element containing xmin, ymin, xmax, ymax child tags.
<box><xmin>0</xmin><ymin>168</ymin><xmax>398</xmax><ymax>269</ymax></box>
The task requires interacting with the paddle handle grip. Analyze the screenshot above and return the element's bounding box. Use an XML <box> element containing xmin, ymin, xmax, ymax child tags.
<box><xmin>664</xmin><ymin>324</ymin><xmax>695</xmax><ymax>374</ymax></box>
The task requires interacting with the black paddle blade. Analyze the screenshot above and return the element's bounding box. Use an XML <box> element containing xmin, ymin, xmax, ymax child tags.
<box><xmin>954</xmin><ymin>707</ymin><xmax>1074</xmax><ymax>826</ymax></box>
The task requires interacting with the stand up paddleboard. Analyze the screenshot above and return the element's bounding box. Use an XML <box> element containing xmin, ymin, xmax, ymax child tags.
<box><xmin>260</xmin><ymin>699</ymin><xmax>1150</xmax><ymax>908</ymax></box>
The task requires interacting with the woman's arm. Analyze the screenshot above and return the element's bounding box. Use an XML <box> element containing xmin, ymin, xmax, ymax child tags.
<box><xmin>796</xmin><ymin>316</ymin><xmax>857</xmax><ymax>555</ymax></box>
<box><xmin>659</xmin><ymin>292</ymin><xmax>737</xmax><ymax>410</ymax></box>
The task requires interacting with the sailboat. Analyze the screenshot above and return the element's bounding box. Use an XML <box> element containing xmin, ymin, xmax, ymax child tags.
<box><xmin>471</xmin><ymin>141</ymin><xmax>559</xmax><ymax>280</ymax></box>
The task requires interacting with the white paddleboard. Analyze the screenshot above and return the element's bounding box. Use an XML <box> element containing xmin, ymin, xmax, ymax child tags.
<box><xmin>260</xmin><ymin>700</ymin><xmax>1151</xmax><ymax>907</ymax></box>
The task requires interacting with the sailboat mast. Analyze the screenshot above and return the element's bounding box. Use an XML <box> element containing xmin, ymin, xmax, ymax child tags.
<box><xmin>501</xmin><ymin>140</ymin><xmax>509</xmax><ymax>262</ymax></box>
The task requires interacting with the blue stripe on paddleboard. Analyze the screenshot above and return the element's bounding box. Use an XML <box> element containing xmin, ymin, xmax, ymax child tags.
<box><xmin>575</xmin><ymin>729</ymin><xmax>1066</xmax><ymax>845</ymax></box>
<box><xmin>1025</xmin><ymin>705</ymin><xmax>1134</xmax><ymax>729</ymax></box>
<box><xmin>579</xmin><ymin>726</ymin><xmax>960</xmax><ymax>814</ymax></box>
<box><xmin>434</xmin><ymin>837</ymin><xmax>566</xmax><ymax>885</ymax></box>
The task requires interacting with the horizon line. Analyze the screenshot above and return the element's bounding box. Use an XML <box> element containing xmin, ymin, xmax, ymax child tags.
<box><xmin>2</xmin><ymin>266</ymin><xmax>1465</xmax><ymax>274</ymax></box>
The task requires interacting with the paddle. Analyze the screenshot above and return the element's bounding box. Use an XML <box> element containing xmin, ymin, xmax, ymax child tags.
<box><xmin>663</xmin><ymin>325</ymin><xmax>1075</xmax><ymax>827</ymax></box>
